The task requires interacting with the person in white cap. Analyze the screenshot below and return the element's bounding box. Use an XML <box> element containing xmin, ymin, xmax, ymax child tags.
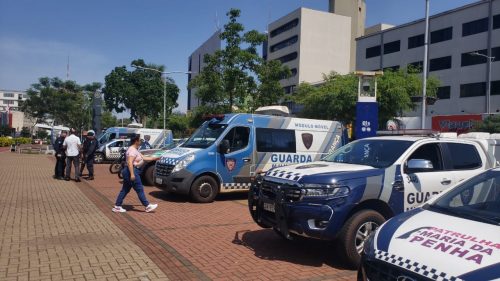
<box><xmin>81</xmin><ymin>130</ymin><xmax>98</xmax><ymax>180</ymax></box>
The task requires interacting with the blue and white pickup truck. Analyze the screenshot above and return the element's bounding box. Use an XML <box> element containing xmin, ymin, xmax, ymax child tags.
<box><xmin>359</xmin><ymin>168</ymin><xmax>500</xmax><ymax>281</ymax></box>
<box><xmin>248</xmin><ymin>134</ymin><xmax>500</xmax><ymax>267</ymax></box>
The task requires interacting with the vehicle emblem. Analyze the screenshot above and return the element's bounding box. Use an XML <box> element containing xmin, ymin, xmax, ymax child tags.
<box><xmin>301</xmin><ymin>133</ymin><xmax>313</xmax><ymax>150</ymax></box>
<box><xmin>397</xmin><ymin>276</ymin><xmax>416</xmax><ymax>281</ymax></box>
<box><xmin>226</xmin><ymin>158</ymin><xmax>236</xmax><ymax>172</ymax></box>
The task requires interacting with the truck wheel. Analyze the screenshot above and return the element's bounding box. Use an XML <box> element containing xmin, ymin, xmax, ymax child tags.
<box><xmin>190</xmin><ymin>175</ymin><xmax>218</xmax><ymax>203</ymax></box>
<box><xmin>337</xmin><ymin>210</ymin><xmax>385</xmax><ymax>268</ymax></box>
<box><xmin>94</xmin><ymin>153</ymin><xmax>104</xmax><ymax>164</ymax></box>
<box><xmin>143</xmin><ymin>164</ymin><xmax>155</xmax><ymax>186</ymax></box>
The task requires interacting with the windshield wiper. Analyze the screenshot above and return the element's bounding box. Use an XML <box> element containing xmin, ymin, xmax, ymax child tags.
<box><xmin>428</xmin><ymin>204</ymin><xmax>500</xmax><ymax>225</ymax></box>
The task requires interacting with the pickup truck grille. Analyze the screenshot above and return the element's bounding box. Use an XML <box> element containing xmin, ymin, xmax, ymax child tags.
<box><xmin>362</xmin><ymin>259</ymin><xmax>433</xmax><ymax>281</ymax></box>
<box><xmin>261</xmin><ymin>180</ymin><xmax>302</xmax><ymax>202</ymax></box>
<box><xmin>156</xmin><ymin>163</ymin><xmax>174</xmax><ymax>177</ymax></box>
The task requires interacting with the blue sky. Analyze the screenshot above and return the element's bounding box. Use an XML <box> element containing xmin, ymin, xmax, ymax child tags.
<box><xmin>0</xmin><ymin>0</ymin><xmax>477</xmax><ymax>115</ymax></box>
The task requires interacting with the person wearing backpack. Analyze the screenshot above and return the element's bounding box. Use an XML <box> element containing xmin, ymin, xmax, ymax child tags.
<box><xmin>81</xmin><ymin>130</ymin><xmax>98</xmax><ymax>180</ymax></box>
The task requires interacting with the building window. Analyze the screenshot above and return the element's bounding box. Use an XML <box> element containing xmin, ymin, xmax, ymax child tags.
<box><xmin>462</xmin><ymin>17</ymin><xmax>488</xmax><ymax>37</ymax></box>
<box><xmin>290</xmin><ymin>68</ymin><xmax>297</xmax><ymax>76</ymax></box>
<box><xmin>283</xmin><ymin>85</ymin><xmax>296</xmax><ymax>94</ymax></box>
<box><xmin>407</xmin><ymin>61</ymin><xmax>423</xmax><ymax>73</ymax></box>
<box><xmin>270</xmin><ymin>35</ymin><xmax>298</xmax><ymax>53</ymax></box>
<box><xmin>383</xmin><ymin>40</ymin><xmax>400</xmax><ymax>54</ymax></box>
<box><xmin>276</xmin><ymin>52</ymin><xmax>297</xmax><ymax>64</ymax></box>
<box><xmin>429</xmin><ymin>56</ymin><xmax>452</xmax><ymax>72</ymax></box>
<box><xmin>383</xmin><ymin>65</ymin><xmax>400</xmax><ymax>72</ymax></box>
<box><xmin>365</xmin><ymin>45</ymin><xmax>381</xmax><ymax>58</ymax></box>
<box><xmin>3</xmin><ymin>93</ymin><xmax>15</xmax><ymax>98</ymax></box>
<box><xmin>431</xmin><ymin>27</ymin><xmax>452</xmax><ymax>44</ymax></box>
<box><xmin>408</xmin><ymin>34</ymin><xmax>424</xmax><ymax>49</ymax></box>
<box><xmin>491</xmin><ymin>80</ymin><xmax>500</xmax><ymax>95</ymax></box>
<box><xmin>493</xmin><ymin>14</ymin><xmax>500</xmax><ymax>29</ymax></box>
<box><xmin>460</xmin><ymin>82</ymin><xmax>486</xmax><ymax>98</ymax></box>
<box><xmin>3</xmin><ymin>100</ymin><xmax>14</xmax><ymax>104</ymax></box>
<box><xmin>461</xmin><ymin>49</ymin><xmax>488</xmax><ymax>66</ymax></box>
<box><xmin>270</xmin><ymin>18</ymin><xmax>299</xmax><ymax>38</ymax></box>
<box><xmin>436</xmin><ymin>86</ymin><xmax>451</xmax><ymax>99</ymax></box>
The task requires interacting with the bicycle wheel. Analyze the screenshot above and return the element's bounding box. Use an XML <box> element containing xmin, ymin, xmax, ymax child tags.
<box><xmin>109</xmin><ymin>161</ymin><xmax>122</xmax><ymax>174</ymax></box>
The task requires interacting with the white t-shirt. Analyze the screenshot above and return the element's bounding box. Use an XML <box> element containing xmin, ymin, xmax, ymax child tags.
<box><xmin>63</xmin><ymin>134</ymin><xmax>81</xmax><ymax>157</ymax></box>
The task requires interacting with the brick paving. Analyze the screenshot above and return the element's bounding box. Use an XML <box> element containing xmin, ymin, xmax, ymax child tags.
<box><xmin>0</xmin><ymin>153</ymin><xmax>169</xmax><ymax>281</ymax></box>
<box><xmin>0</xmin><ymin>153</ymin><xmax>356</xmax><ymax>281</ymax></box>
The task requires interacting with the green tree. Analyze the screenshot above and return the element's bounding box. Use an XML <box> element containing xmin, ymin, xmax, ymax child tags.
<box><xmin>473</xmin><ymin>115</ymin><xmax>500</xmax><ymax>133</ymax></box>
<box><xmin>293</xmin><ymin>68</ymin><xmax>440</xmax><ymax>126</ymax></box>
<box><xmin>103</xmin><ymin>59</ymin><xmax>179</xmax><ymax>125</ymax></box>
<box><xmin>20</xmin><ymin>77</ymin><xmax>100</xmax><ymax>130</ymax></box>
<box><xmin>20</xmin><ymin>127</ymin><xmax>31</xmax><ymax>138</ymax></box>
<box><xmin>101</xmin><ymin>111</ymin><xmax>118</xmax><ymax>128</ymax></box>
<box><xmin>167</xmin><ymin>113</ymin><xmax>191</xmax><ymax>137</ymax></box>
<box><xmin>189</xmin><ymin>9</ymin><xmax>288</xmax><ymax>112</ymax></box>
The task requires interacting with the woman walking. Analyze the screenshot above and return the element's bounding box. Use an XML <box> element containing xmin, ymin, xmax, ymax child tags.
<box><xmin>112</xmin><ymin>134</ymin><xmax>159</xmax><ymax>213</ymax></box>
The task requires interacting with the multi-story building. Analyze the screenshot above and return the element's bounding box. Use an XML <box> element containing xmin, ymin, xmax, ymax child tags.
<box><xmin>356</xmin><ymin>0</ymin><xmax>500</xmax><ymax>120</ymax></box>
<box><xmin>187</xmin><ymin>31</ymin><xmax>221</xmax><ymax>111</ymax></box>
<box><xmin>0</xmin><ymin>89</ymin><xmax>26</xmax><ymax>112</ymax></box>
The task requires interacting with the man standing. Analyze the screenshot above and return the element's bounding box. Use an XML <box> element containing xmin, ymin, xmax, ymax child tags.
<box><xmin>53</xmin><ymin>131</ymin><xmax>67</xmax><ymax>180</ymax></box>
<box><xmin>81</xmin><ymin>130</ymin><xmax>98</xmax><ymax>180</ymax></box>
<box><xmin>140</xmin><ymin>135</ymin><xmax>152</xmax><ymax>150</ymax></box>
<box><xmin>63</xmin><ymin>128</ymin><xmax>82</xmax><ymax>182</ymax></box>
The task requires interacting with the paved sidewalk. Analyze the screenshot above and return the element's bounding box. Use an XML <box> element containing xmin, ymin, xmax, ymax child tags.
<box><xmin>0</xmin><ymin>153</ymin><xmax>168</xmax><ymax>281</ymax></box>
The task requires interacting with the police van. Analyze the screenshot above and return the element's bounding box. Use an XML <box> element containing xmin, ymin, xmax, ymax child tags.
<box><xmin>154</xmin><ymin>114</ymin><xmax>347</xmax><ymax>203</ymax></box>
<box><xmin>359</xmin><ymin>168</ymin><xmax>500</xmax><ymax>281</ymax></box>
<box><xmin>249</xmin><ymin>132</ymin><xmax>500</xmax><ymax>267</ymax></box>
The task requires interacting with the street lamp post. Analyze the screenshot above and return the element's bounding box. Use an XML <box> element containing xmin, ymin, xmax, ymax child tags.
<box><xmin>421</xmin><ymin>0</ymin><xmax>430</xmax><ymax>129</ymax></box>
<box><xmin>468</xmin><ymin>52</ymin><xmax>495</xmax><ymax>115</ymax></box>
<box><xmin>131</xmin><ymin>65</ymin><xmax>191</xmax><ymax>129</ymax></box>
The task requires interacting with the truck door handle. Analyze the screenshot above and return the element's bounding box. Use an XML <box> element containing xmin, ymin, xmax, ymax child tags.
<box><xmin>392</xmin><ymin>180</ymin><xmax>404</xmax><ymax>191</ymax></box>
<box><xmin>243</xmin><ymin>158</ymin><xmax>251</xmax><ymax>163</ymax></box>
<box><xmin>441</xmin><ymin>178</ymin><xmax>452</xmax><ymax>185</ymax></box>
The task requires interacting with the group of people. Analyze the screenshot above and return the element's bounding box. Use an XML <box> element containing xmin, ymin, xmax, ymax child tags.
<box><xmin>53</xmin><ymin>129</ymin><xmax>159</xmax><ymax>213</ymax></box>
<box><xmin>53</xmin><ymin>128</ymin><xmax>98</xmax><ymax>181</ymax></box>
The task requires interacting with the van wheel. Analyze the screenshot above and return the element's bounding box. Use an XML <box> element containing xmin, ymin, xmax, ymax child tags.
<box><xmin>94</xmin><ymin>153</ymin><xmax>104</xmax><ymax>164</ymax></box>
<box><xmin>337</xmin><ymin>210</ymin><xmax>385</xmax><ymax>268</ymax></box>
<box><xmin>190</xmin><ymin>176</ymin><xmax>218</xmax><ymax>203</ymax></box>
<box><xmin>143</xmin><ymin>164</ymin><xmax>155</xmax><ymax>186</ymax></box>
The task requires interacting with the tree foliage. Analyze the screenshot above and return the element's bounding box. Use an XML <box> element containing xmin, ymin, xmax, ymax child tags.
<box><xmin>20</xmin><ymin>77</ymin><xmax>101</xmax><ymax>130</ymax></box>
<box><xmin>103</xmin><ymin>59</ymin><xmax>179</xmax><ymax>125</ymax></box>
<box><xmin>473</xmin><ymin>115</ymin><xmax>500</xmax><ymax>133</ymax></box>
<box><xmin>101</xmin><ymin>111</ymin><xmax>118</xmax><ymax>129</ymax></box>
<box><xmin>188</xmin><ymin>9</ymin><xmax>289</xmax><ymax>113</ymax></box>
<box><xmin>293</xmin><ymin>68</ymin><xmax>440</xmax><ymax>125</ymax></box>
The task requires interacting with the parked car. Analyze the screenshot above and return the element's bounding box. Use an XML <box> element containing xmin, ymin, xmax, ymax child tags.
<box><xmin>359</xmin><ymin>168</ymin><xmax>500</xmax><ymax>281</ymax></box>
<box><xmin>94</xmin><ymin>138</ymin><xmax>130</xmax><ymax>164</ymax></box>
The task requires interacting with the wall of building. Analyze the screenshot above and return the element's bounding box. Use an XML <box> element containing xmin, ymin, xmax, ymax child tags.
<box><xmin>187</xmin><ymin>31</ymin><xmax>221</xmax><ymax>111</ymax></box>
<box><xmin>356</xmin><ymin>0</ymin><xmax>500</xmax><ymax>117</ymax></box>
<box><xmin>0</xmin><ymin>90</ymin><xmax>26</xmax><ymax>112</ymax></box>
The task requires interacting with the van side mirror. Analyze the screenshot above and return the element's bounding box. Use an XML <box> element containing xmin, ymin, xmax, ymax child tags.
<box><xmin>218</xmin><ymin>140</ymin><xmax>230</xmax><ymax>154</ymax></box>
<box><xmin>406</xmin><ymin>159</ymin><xmax>434</xmax><ymax>173</ymax></box>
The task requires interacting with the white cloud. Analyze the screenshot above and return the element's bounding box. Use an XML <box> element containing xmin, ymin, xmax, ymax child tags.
<box><xmin>0</xmin><ymin>37</ymin><xmax>109</xmax><ymax>90</ymax></box>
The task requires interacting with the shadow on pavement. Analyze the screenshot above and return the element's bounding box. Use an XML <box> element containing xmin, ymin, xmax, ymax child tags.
<box><xmin>232</xmin><ymin>229</ymin><xmax>350</xmax><ymax>269</ymax></box>
<box><xmin>148</xmin><ymin>190</ymin><xmax>249</xmax><ymax>203</ymax></box>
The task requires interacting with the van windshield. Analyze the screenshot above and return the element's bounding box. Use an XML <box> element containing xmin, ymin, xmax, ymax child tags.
<box><xmin>182</xmin><ymin>123</ymin><xmax>227</xmax><ymax>149</ymax></box>
<box><xmin>322</xmin><ymin>139</ymin><xmax>413</xmax><ymax>168</ymax></box>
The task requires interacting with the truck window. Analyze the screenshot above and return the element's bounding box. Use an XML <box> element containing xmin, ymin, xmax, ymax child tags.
<box><xmin>446</xmin><ymin>143</ymin><xmax>482</xmax><ymax>170</ymax></box>
<box><xmin>407</xmin><ymin>143</ymin><xmax>443</xmax><ymax>171</ymax></box>
<box><xmin>182</xmin><ymin>123</ymin><xmax>227</xmax><ymax>149</ymax></box>
<box><xmin>223</xmin><ymin>127</ymin><xmax>250</xmax><ymax>153</ymax></box>
<box><xmin>256</xmin><ymin>128</ymin><xmax>296</xmax><ymax>153</ymax></box>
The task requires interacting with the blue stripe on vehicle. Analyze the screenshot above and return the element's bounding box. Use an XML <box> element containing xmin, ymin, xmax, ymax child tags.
<box><xmin>387</xmin><ymin>165</ymin><xmax>404</xmax><ymax>214</ymax></box>
<box><xmin>375</xmin><ymin>208</ymin><xmax>423</xmax><ymax>252</ymax></box>
<box><xmin>458</xmin><ymin>262</ymin><xmax>500</xmax><ymax>281</ymax></box>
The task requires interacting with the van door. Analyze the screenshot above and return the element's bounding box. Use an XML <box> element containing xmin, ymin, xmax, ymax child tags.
<box><xmin>108</xmin><ymin>140</ymin><xmax>124</xmax><ymax>160</ymax></box>
<box><xmin>400</xmin><ymin>142</ymin><xmax>452</xmax><ymax>211</ymax></box>
<box><xmin>217</xmin><ymin>126</ymin><xmax>253</xmax><ymax>192</ymax></box>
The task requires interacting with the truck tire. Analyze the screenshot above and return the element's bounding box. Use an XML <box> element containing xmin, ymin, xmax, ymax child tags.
<box><xmin>337</xmin><ymin>210</ymin><xmax>385</xmax><ymax>268</ymax></box>
<box><xmin>190</xmin><ymin>175</ymin><xmax>218</xmax><ymax>203</ymax></box>
<box><xmin>94</xmin><ymin>153</ymin><xmax>104</xmax><ymax>164</ymax></box>
<box><xmin>143</xmin><ymin>164</ymin><xmax>155</xmax><ymax>186</ymax></box>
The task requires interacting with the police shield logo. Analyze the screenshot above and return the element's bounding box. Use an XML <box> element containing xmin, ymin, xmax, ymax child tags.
<box><xmin>301</xmin><ymin>133</ymin><xmax>313</xmax><ymax>150</ymax></box>
<box><xmin>226</xmin><ymin>158</ymin><xmax>236</xmax><ymax>172</ymax></box>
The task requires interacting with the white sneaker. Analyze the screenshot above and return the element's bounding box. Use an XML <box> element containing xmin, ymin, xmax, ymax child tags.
<box><xmin>145</xmin><ymin>204</ymin><xmax>158</xmax><ymax>213</ymax></box>
<box><xmin>112</xmin><ymin>206</ymin><xmax>126</xmax><ymax>213</ymax></box>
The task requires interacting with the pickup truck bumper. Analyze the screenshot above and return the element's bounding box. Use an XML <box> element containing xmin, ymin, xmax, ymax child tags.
<box><xmin>154</xmin><ymin>163</ymin><xmax>194</xmax><ymax>195</ymax></box>
<box><xmin>248</xmin><ymin>181</ymin><xmax>344</xmax><ymax>240</ymax></box>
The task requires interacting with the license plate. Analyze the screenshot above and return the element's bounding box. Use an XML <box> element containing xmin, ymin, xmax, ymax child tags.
<box><xmin>263</xmin><ymin>202</ymin><xmax>275</xmax><ymax>213</ymax></box>
<box><xmin>155</xmin><ymin>178</ymin><xmax>163</xmax><ymax>185</ymax></box>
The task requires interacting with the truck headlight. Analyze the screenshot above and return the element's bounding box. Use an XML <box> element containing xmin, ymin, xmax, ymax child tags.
<box><xmin>300</xmin><ymin>183</ymin><xmax>350</xmax><ymax>199</ymax></box>
<box><xmin>172</xmin><ymin>154</ymin><xmax>195</xmax><ymax>173</ymax></box>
